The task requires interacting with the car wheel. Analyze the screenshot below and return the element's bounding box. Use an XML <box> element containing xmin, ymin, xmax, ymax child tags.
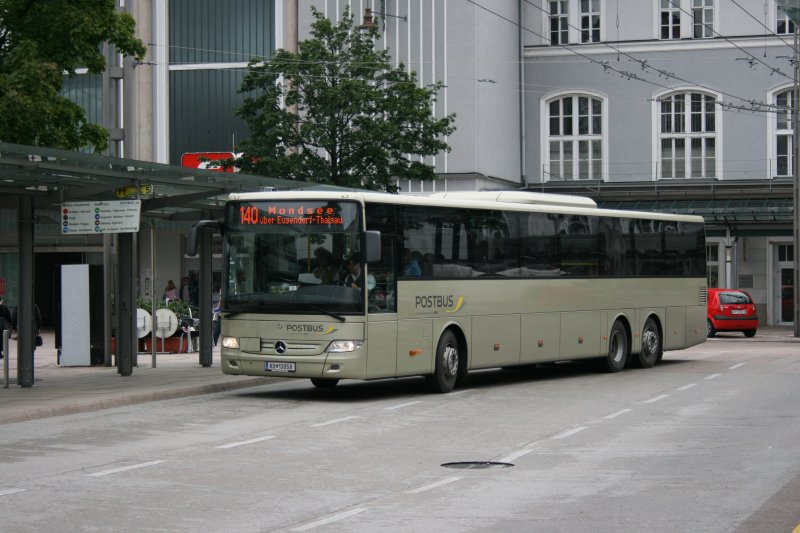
<box><xmin>707</xmin><ymin>320</ymin><xmax>716</xmax><ymax>338</ymax></box>
<box><xmin>743</xmin><ymin>329</ymin><xmax>756</xmax><ymax>338</ymax></box>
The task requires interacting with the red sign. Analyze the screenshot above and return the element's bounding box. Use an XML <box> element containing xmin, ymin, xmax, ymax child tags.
<box><xmin>0</xmin><ymin>278</ymin><xmax>5</xmax><ymax>297</ymax></box>
<box><xmin>180</xmin><ymin>152</ymin><xmax>237</xmax><ymax>172</ymax></box>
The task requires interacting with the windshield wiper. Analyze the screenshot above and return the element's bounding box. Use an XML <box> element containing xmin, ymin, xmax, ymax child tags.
<box><xmin>308</xmin><ymin>304</ymin><xmax>346</xmax><ymax>322</ymax></box>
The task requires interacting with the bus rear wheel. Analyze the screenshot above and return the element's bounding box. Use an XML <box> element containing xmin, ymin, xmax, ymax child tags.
<box><xmin>310</xmin><ymin>378</ymin><xmax>339</xmax><ymax>389</ymax></box>
<box><xmin>636</xmin><ymin>317</ymin><xmax>661</xmax><ymax>368</ymax></box>
<box><xmin>426</xmin><ymin>330</ymin><xmax>460</xmax><ymax>393</ymax></box>
<box><xmin>603</xmin><ymin>321</ymin><xmax>628</xmax><ymax>373</ymax></box>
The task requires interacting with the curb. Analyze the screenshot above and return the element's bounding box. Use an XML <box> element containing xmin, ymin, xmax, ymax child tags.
<box><xmin>0</xmin><ymin>376</ymin><xmax>282</xmax><ymax>425</ymax></box>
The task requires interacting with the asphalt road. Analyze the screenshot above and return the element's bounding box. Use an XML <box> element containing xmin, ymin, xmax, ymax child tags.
<box><xmin>1</xmin><ymin>332</ymin><xmax>799</xmax><ymax>532</ymax></box>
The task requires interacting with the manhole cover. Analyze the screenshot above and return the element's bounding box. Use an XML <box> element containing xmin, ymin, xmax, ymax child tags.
<box><xmin>441</xmin><ymin>461</ymin><xmax>514</xmax><ymax>469</ymax></box>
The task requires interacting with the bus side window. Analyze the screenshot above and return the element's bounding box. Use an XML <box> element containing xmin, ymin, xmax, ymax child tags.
<box><xmin>365</xmin><ymin>203</ymin><xmax>398</xmax><ymax>312</ymax></box>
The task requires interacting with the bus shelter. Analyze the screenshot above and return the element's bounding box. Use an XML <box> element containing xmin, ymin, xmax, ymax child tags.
<box><xmin>0</xmin><ymin>142</ymin><xmax>302</xmax><ymax>387</ymax></box>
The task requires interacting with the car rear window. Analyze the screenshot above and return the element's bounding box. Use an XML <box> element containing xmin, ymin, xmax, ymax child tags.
<box><xmin>719</xmin><ymin>291</ymin><xmax>752</xmax><ymax>304</ymax></box>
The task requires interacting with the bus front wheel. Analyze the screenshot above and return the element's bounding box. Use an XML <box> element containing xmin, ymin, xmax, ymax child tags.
<box><xmin>426</xmin><ymin>330</ymin><xmax>460</xmax><ymax>393</ymax></box>
<box><xmin>603</xmin><ymin>321</ymin><xmax>628</xmax><ymax>373</ymax></box>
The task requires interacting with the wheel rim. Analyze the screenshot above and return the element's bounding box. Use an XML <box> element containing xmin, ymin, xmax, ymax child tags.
<box><xmin>643</xmin><ymin>326</ymin><xmax>658</xmax><ymax>356</ymax></box>
<box><xmin>707</xmin><ymin>321</ymin><xmax>712</xmax><ymax>336</ymax></box>
<box><xmin>443</xmin><ymin>344</ymin><xmax>459</xmax><ymax>377</ymax></box>
<box><xmin>609</xmin><ymin>331</ymin><xmax>624</xmax><ymax>364</ymax></box>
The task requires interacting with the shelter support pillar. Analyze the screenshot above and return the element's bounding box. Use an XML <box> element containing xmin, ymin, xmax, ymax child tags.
<box><xmin>198</xmin><ymin>229</ymin><xmax>212</xmax><ymax>367</ymax></box>
<box><xmin>16</xmin><ymin>196</ymin><xmax>34</xmax><ymax>387</ymax></box>
<box><xmin>117</xmin><ymin>232</ymin><xmax>136</xmax><ymax>376</ymax></box>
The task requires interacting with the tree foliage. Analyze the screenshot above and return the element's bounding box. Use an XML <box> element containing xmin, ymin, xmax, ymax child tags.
<box><xmin>0</xmin><ymin>0</ymin><xmax>146</xmax><ymax>151</ymax></box>
<box><xmin>234</xmin><ymin>7</ymin><xmax>455</xmax><ymax>191</ymax></box>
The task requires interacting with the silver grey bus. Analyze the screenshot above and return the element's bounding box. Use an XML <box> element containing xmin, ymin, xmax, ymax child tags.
<box><xmin>212</xmin><ymin>190</ymin><xmax>707</xmax><ymax>393</ymax></box>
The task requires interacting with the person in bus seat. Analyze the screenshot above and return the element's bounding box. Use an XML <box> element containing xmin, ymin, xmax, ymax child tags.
<box><xmin>313</xmin><ymin>247</ymin><xmax>339</xmax><ymax>284</ymax></box>
<box><xmin>342</xmin><ymin>253</ymin><xmax>375</xmax><ymax>291</ymax></box>
<box><xmin>403</xmin><ymin>248</ymin><xmax>422</xmax><ymax>277</ymax></box>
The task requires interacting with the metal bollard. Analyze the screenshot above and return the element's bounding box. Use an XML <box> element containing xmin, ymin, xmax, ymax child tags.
<box><xmin>3</xmin><ymin>329</ymin><xmax>8</xmax><ymax>388</ymax></box>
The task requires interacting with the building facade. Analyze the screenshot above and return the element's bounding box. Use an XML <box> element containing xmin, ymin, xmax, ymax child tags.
<box><xmin>2</xmin><ymin>0</ymin><xmax>794</xmax><ymax>330</ymax></box>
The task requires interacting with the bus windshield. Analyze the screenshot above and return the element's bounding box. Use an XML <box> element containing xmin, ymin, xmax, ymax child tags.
<box><xmin>223</xmin><ymin>200</ymin><xmax>364</xmax><ymax>315</ymax></box>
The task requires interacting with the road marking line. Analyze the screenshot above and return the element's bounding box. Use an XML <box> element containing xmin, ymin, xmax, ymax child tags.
<box><xmin>384</xmin><ymin>400</ymin><xmax>424</xmax><ymax>411</ymax></box>
<box><xmin>216</xmin><ymin>435</ymin><xmax>276</xmax><ymax>449</ymax></box>
<box><xmin>643</xmin><ymin>394</ymin><xmax>669</xmax><ymax>404</ymax></box>
<box><xmin>553</xmin><ymin>426</ymin><xmax>587</xmax><ymax>440</ymax></box>
<box><xmin>729</xmin><ymin>363</ymin><xmax>747</xmax><ymax>370</ymax></box>
<box><xmin>405</xmin><ymin>476</ymin><xmax>462</xmax><ymax>494</ymax></box>
<box><xmin>310</xmin><ymin>416</ymin><xmax>359</xmax><ymax>428</ymax></box>
<box><xmin>676</xmin><ymin>383</ymin><xmax>697</xmax><ymax>391</ymax></box>
<box><xmin>791</xmin><ymin>522</ymin><xmax>800</xmax><ymax>533</ymax></box>
<box><xmin>705</xmin><ymin>373</ymin><xmax>722</xmax><ymax>380</ymax></box>
<box><xmin>291</xmin><ymin>508</ymin><xmax>368</xmax><ymax>531</ymax></box>
<box><xmin>0</xmin><ymin>488</ymin><xmax>26</xmax><ymax>497</ymax></box>
<box><xmin>88</xmin><ymin>460</ymin><xmax>166</xmax><ymax>477</ymax></box>
<box><xmin>448</xmin><ymin>389</ymin><xmax>474</xmax><ymax>396</ymax></box>
<box><xmin>497</xmin><ymin>449</ymin><xmax>533</xmax><ymax>463</ymax></box>
<box><xmin>604</xmin><ymin>408</ymin><xmax>633</xmax><ymax>419</ymax></box>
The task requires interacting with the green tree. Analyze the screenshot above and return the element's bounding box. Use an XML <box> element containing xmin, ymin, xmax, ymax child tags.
<box><xmin>235</xmin><ymin>7</ymin><xmax>455</xmax><ymax>191</ymax></box>
<box><xmin>0</xmin><ymin>0</ymin><xmax>146</xmax><ymax>151</ymax></box>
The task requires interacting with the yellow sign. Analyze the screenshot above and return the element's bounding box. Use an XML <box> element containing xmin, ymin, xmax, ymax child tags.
<box><xmin>115</xmin><ymin>184</ymin><xmax>153</xmax><ymax>199</ymax></box>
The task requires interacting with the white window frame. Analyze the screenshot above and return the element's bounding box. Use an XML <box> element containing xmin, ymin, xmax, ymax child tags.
<box><xmin>657</xmin><ymin>0</ymin><xmax>684</xmax><ymax>40</ymax></box>
<box><xmin>579</xmin><ymin>0</ymin><xmax>602</xmax><ymax>43</ymax></box>
<box><xmin>541</xmin><ymin>91</ymin><xmax>609</xmax><ymax>182</ymax></box>
<box><xmin>652</xmin><ymin>87</ymin><xmax>723</xmax><ymax>181</ymax></box>
<box><xmin>776</xmin><ymin>3</ymin><xmax>796</xmax><ymax>35</ymax></box>
<box><xmin>767</xmin><ymin>83</ymin><xmax>795</xmax><ymax>178</ymax></box>
<box><xmin>549</xmin><ymin>0</ymin><xmax>570</xmax><ymax>45</ymax></box>
<box><xmin>691</xmin><ymin>0</ymin><xmax>715</xmax><ymax>39</ymax></box>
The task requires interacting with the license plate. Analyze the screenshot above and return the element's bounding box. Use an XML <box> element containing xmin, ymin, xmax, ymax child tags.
<box><xmin>730</xmin><ymin>309</ymin><xmax>747</xmax><ymax>315</ymax></box>
<box><xmin>265</xmin><ymin>361</ymin><xmax>296</xmax><ymax>372</ymax></box>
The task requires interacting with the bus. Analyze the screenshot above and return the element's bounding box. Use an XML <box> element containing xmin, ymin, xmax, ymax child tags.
<box><xmin>209</xmin><ymin>189</ymin><xmax>707</xmax><ymax>393</ymax></box>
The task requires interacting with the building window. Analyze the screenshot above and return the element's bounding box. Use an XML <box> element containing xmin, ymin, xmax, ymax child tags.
<box><xmin>660</xmin><ymin>0</ymin><xmax>681</xmax><ymax>39</ymax></box>
<box><xmin>777</xmin><ymin>6</ymin><xmax>796</xmax><ymax>34</ymax></box>
<box><xmin>659</xmin><ymin>91</ymin><xmax>717</xmax><ymax>179</ymax></box>
<box><xmin>692</xmin><ymin>0</ymin><xmax>713</xmax><ymax>38</ymax></box>
<box><xmin>775</xmin><ymin>89</ymin><xmax>794</xmax><ymax>177</ymax></box>
<box><xmin>706</xmin><ymin>243</ymin><xmax>719</xmax><ymax>288</ymax></box>
<box><xmin>550</xmin><ymin>1</ymin><xmax>569</xmax><ymax>45</ymax></box>
<box><xmin>548</xmin><ymin>95</ymin><xmax>603</xmax><ymax>180</ymax></box>
<box><xmin>580</xmin><ymin>0</ymin><xmax>601</xmax><ymax>43</ymax></box>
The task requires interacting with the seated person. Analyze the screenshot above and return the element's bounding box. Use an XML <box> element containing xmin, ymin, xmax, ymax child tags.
<box><xmin>403</xmin><ymin>248</ymin><xmax>422</xmax><ymax>277</ymax></box>
<box><xmin>312</xmin><ymin>247</ymin><xmax>339</xmax><ymax>284</ymax></box>
<box><xmin>341</xmin><ymin>253</ymin><xmax>376</xmax><ymax>291</ymax></box>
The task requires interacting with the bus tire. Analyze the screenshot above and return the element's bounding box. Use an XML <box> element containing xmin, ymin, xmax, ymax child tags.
<box><xmin>636</xmin><ymin>317</ymin><xmax>661</xmax><ymax>368</ymax></box>
<box><xmin>426</xmin><ymin>330</ymin><xmax>460</xmax><ymax>393</ymax></box>
<box><xmin>310</xmin><ymin>378</ymin><xmax>339</xmax><ymax>389</ymax></box>
<box><xmin>603</xmin><ymin>321</ymin><xmax>628</xmax><ymax>373</ymax></box>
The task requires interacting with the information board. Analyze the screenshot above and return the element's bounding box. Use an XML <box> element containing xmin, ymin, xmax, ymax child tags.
<box><xmin>61</xmin><ymin>200</ymin><xmax>142</xmax><ymax>234</ymax></box>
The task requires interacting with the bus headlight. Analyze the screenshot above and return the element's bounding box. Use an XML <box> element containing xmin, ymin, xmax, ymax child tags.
<box><xmin>221</xmin><ymin>336</ymin><xmax>239</xmax><ymax>349</ymax></box>
<box><xmin>326</xmin><ymin>340</ymin><xmax>363</xmax><ymax>353</ymax></box>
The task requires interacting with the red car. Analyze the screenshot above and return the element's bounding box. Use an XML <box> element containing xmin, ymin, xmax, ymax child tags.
<box><xmin>707</xmin><ymin>288</ymin><xmax>758</xmax><ymax>338</ymax></box>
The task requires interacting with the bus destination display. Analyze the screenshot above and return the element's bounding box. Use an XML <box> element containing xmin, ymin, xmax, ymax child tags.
<box><xmin>237</xmin><ymin>204</ymin><xmax>344</xmax><ymax>226</ymax></box>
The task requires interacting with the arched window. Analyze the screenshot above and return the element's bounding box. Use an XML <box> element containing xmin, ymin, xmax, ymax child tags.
<box><xmin>658</xmin><ymin>91</ymin><xmax>717</xmax><ymax>179</ymax></box>
<box><xmin>774</xmin><ymin>88</ymin><xmax>794</xmax><ymax>177</ymax></box>
<box><xmin>546</xmin><ymin>94</ymin><xmax>604</xmax><ymax>181</ymax></box>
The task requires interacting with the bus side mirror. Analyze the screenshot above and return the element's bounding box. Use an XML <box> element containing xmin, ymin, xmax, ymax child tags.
<box><xmin>187</xmin><ymin>220</ymin><xmax>222</xmax><ymax>256</ymax></box>
<box><xmin>365</xmin><ymin>230</ymin><xmax>381</xmax><ymax>263</ymax></box>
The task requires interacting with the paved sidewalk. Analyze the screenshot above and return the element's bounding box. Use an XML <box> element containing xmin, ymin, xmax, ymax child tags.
<box><xmin>0</xmin><ymin>329</ymin><xmax>284</xmax><ymax>425</ymax></box>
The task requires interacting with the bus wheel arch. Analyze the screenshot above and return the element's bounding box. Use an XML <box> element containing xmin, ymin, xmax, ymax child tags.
<box><xmin>426</xmin><ymin>326</ymin><xmax>468</xmax><ymax>393</ymax></box>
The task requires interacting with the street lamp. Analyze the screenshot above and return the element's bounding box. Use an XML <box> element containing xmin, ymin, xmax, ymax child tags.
<box><xmin>776</xmin><ymin>1</ymin><xmax>800</xmax><ymax>337</ymax></box>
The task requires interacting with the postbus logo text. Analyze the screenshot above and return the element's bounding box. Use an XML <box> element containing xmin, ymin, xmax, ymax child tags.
<box><xmin>414</xmin><ymin>295</ymin><xmax>464</xmax><ymax>313</ymax></box>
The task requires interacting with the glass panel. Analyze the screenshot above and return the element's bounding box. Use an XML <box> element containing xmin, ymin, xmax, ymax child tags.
<box><xmin>223</xmin><ymin>200</ymin><xmax>363</xmax><ymax>314</ymax></box>
<box><xmin>675</xmin><ymin>138</ymin><xmax>685</xmax><ymax>178</ymax></box>
<box><xmin>564</xmin><ymin>142</ymin><xmax>573</xmax><ymax>180</ymax></box>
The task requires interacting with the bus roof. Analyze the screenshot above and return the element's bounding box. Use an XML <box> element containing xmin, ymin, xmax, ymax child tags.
<box><xmin>228</xmin><ymin>189</ymin><xmax>705</xmax><ymax>224</ymax></box>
